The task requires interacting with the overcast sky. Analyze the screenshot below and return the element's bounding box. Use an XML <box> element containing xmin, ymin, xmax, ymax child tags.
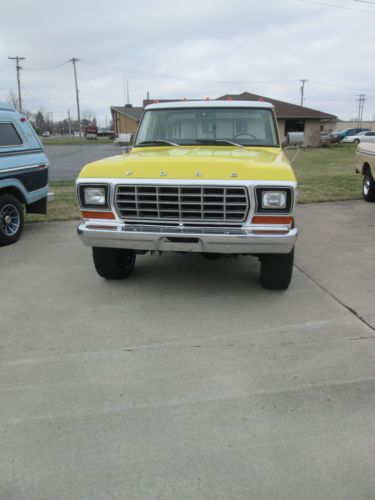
<box><xmin>1</xmin><ymin>0</ymin><xmax>374</xmax><ymax>125</ymax></box>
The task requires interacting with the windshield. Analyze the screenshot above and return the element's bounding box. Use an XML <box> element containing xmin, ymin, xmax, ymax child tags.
<box><xmin>135</xmin><ymin>107</ymin><xmax>279</xmax><ymax>147</ymax></box>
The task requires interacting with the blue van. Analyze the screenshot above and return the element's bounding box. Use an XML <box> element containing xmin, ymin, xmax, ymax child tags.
<box><xmin>0</xmin><ymin>102</ymin><xmax>50</xmax><ymax>246</ymax></box>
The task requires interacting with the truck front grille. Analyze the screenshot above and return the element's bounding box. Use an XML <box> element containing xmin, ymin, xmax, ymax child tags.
<box><xmin>115</xmin><ymin>185</ymin><xmax>249</xmax><ymax>223</ymax></box>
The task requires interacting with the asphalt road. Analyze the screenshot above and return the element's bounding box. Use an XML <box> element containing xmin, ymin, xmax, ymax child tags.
<box><xmin>1</xmin><ymin>201</ymin><xmax>375</xmax><ymax>499</ymax></box>
<box><xmin>46</xmin><ymin>144</ymin><xmax>121</xmax><ymax>181</ymax></box>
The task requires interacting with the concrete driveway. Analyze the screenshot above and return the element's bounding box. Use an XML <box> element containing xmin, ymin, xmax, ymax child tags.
<box><xmin>0</xmin><ymin>201</ymin><xmax>374</xmax><ymax>499</ymax></box>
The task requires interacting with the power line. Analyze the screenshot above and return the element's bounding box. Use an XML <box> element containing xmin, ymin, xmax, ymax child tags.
<box><xmin>80</xmin><ymin>59</ymin><xmax>296</xmax><ymax>85</ymax></box>
<box><xmin>298</xmin><ymin>0</ymin><xmax>375</xmax><ymax>14</ymax></box>
<box><xmin>8</xmin><ymin>56</ymin><xmax>26</xmax><ymax>113</ymax></box>
<box><xmin>24</xmin><ymin>60</ymin><xmax>70</xmax><ymax>71</ymax></box>
<box><xmin>354</xmin><ymin>0</ymin><xmax>375</xmax><ymax>4</ymax></box>
<box><xmin>309</xmin><ymin>79</ymin><xmax>375</xmax><ymax>95</ymax></box>
<box><xmin>79</xmin><ymin>60</ymin><xmax>375</xmax><ymax>95</ymax></box>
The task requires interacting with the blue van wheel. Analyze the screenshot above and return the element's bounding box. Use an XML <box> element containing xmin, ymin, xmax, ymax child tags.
<box><xmin>0</xmin><ymin>193</ymin><xmax>24</xmax><ymax>246</ymax></box>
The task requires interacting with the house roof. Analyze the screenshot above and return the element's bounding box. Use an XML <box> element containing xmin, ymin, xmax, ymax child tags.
<box><xmin>111</xmin><ymin>106</ymin><xmax>144</xmax><ymax>121</ymax></box>
<box><xmin>217</xmin><ymin>92</ymin><xmax>336</xmax><ymax>120</ymax></box>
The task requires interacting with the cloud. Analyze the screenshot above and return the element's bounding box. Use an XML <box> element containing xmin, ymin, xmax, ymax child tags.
<box><xmin>1</xmin><ymin>0</ymin><xmax>374</xmax><ymax>123</ymax></box>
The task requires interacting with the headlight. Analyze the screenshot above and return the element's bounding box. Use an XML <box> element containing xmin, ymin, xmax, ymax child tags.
<box><xmin>255</xmin><ymin>187</ymin><xmax>293</xmax><ymax>213</ymax></box>
<box><xmin>78</xmin><ymin>184</ymin><xmax>109</xmax><ymax>208</ymax></box>
<box><xmin>84</xmin><ymin>187</ymin><xmax>106</xmax><ymax>205</ymax></box>
<box><xmin>262</xmin><ymin>191</ymin><xmax>287</xmax><ymax>209</ymax></box>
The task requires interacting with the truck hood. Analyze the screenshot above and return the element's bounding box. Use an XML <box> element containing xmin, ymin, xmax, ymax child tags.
<box><xmin>78</xmin><ymin>146</ymin><xmax>296</xmax><ymax>182</ymax></box>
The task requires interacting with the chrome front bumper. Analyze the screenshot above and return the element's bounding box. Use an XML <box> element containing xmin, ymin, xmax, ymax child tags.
<box><xmin>77</xmin><ymin>222</ymin><xmax>298</xmax><ymax>254</ymax></box>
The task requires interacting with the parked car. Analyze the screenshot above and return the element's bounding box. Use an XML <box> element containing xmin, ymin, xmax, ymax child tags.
<box><xmin>41</xmin><ymin>130</ymin><xmax>50</xmax><ymax>137</ymax></box>
<box><xmin>356</xmin><ymin>142</ymin><xmax>375</xmax><ymax>201</ymax></box>
<box><xmin>0</xmin><ymin>102</ymin><xmax>51</xmax><ymax>246</ymax></box>
<box><xmin>76</xmin><ymin>100</ymin><xmax>298</xmax><ymax>290</ymax></box>
<box><xmin>329</xmin><ymin>127</ymin><xmax>370</xmax><ymax>143</ymax></box>
<box><xmin>342</xmin><ymin>130</ymin><xmax>375</xmax><ymax>144</ymax></box>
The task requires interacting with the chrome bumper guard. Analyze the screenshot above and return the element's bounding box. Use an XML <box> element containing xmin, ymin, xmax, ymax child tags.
<box><xmin>77</xmin><ymin>221</ymin><xmax>298</xmax><ymax>254</ymax></box>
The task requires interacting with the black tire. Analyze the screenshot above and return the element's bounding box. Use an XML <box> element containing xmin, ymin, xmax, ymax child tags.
<box><xmin>0</xmin><ymin>193</ymin><xmax>24</xmax><ymax>246</ymax></box>
<box><xmin>260</xmin><ymin>248</ymin><xmax>294</xmax><ymax>290</ymax></box>
<box><xmin>363</xmin><ymin>170</ymin><xmax>375</xmax><ymax>202</ymax></box>
<box><xmin>354</xmin><ymin>139</ymin><xmax>360</xmax><ymax>144</ymax></box>
<box><xmin>92</xmin><ymin>247</ymin><xmax>136</xmax><ymax>279</ymax></box>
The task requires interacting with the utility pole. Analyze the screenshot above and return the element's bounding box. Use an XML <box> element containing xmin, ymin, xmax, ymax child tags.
<box><xmin>70</xmin><ymin>58</ymin><xmax>82</xmax><ymax>143</ymax></box>
<box><xmin>8</xmin><ymin>56</ymin><xmax>26</xmax><ymax>113</ymax></box>
<box><xmin>68</xmin><ymin>109</ymin><xmax>72</xmax><ymax>135</ymax></box>
<box><xmin>122</xmin><ymin>76</ymin><xmax>127</xmax><ymax>106</ymax></box>
<box><xmin>356</xmin><ymin>94</ymin><xmax>366</xmax><ymax>127</ymax></box>
<box><xmin>300</xmin><ymin>79</ymin><xmax>308</xmax><ymax>107</ymax></box>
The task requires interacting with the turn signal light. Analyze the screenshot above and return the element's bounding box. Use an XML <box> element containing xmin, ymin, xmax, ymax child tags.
<box><xmin>81</xmin><ymin>211</ymin><xmax>115</xmax><ymax>220</ymax></box>
<box><xmin>252</xmin><ymin>216</ymin><xmax>293</xmax><ymax>225</ymax></box>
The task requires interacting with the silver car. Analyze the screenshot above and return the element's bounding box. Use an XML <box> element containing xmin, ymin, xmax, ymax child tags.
<box><xmin>342</xmin><ymin>130</ymin><xmax>375</xmax><ymax>144</ymax></box>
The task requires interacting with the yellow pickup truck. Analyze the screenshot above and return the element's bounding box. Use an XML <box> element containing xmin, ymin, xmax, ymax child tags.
<box><xmin>356</xmin><ymin>142</ymin><xmax>375</xmax><ymax>202</ymax></box>
<box><xmin>76</xmin><ymin>101</ymin><xmax>298</xmax><ymax>289</ymax></box>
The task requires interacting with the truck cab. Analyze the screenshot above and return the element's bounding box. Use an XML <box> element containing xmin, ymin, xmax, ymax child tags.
<box><xmin>0</xmin><ymin>102</ymin><xmax>50</xmax><ymax>246</ymax></box>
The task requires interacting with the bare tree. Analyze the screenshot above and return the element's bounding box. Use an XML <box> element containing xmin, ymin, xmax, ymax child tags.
<box><xmin>82</xmin><ymin>109</ymin><xmax>95</xmax><ymax>122</ymax></box>
<box><xmin>7</xmin><ymin>90</ymin><xmax>32</xmax><ymax>119</ymax></box>
<box><xmin>7</xmin><ymin>91</ymin><xmax>18</xmax><ymax>110</ymax></box>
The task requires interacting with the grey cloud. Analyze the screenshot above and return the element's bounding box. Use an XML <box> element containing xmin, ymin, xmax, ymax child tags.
<box><xmin>1</xmin><ymin>0</ymin><xmax>374</xmax><ymax>123</ymax></box>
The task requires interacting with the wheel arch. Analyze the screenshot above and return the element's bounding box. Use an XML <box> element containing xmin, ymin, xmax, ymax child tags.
<box><xmin>0</xmin><ymin>186</ymin><xmax>26</xmax><ymax>204</ymax></box>
<box><xmin>362</xmin><ymin>162</ymin><xmax>372</xmax><ymax>175</ymax></box>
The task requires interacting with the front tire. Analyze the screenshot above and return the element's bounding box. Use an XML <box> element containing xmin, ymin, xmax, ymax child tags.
<box><xmin>354</xmin><ymin>139</ymin><xmax>360</xmax><ymax>144</ymax></box>
<box><xmin>92</xmin><ymin>247</ymin><xmax>136</xmax><ymax>279</ymax></box>
<box><xmin>260</xmin><ymin>248</ymin><xmax>294</xmax><ymax>290</ymax></box>
<box><xmin>0</xmin><ymin>193</ymin><xmax>24</xmax><ymax>246</ymax></box>
<box><xmin>363</xmin><ymin>170</ymin><xmax>375</xmax><ymax>202</ymax></box>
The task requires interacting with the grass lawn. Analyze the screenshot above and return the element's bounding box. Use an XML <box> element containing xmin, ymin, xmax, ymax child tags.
<box><xmin>26</xmin><ymin>145</ymin><xmax>361</xmax><ymax>223</ymax></box>
<box><xmin>26</xmin><ymin>181</ymin><xmax>80</xmax><ymax>223</ymax></box>
<box><xmin>41</xmin><ymin>136</ymin><xmax>113</xmax><ymax>145</ymax></box>
<box><xmin>287</xmin><ymin>144</ymin><xmax>361</xmax><ymax>204</ymax></box>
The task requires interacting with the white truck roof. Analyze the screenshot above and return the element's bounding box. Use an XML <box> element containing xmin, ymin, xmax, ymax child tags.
<box><xmin>145</xmin><ymin>100</ymin><xmax>274</xmax><ymax>110</ymax></box>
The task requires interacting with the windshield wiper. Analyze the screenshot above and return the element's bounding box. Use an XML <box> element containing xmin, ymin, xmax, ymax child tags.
<box><xmin>195</xmin><ymin>139</ymin><xmax>245</xmax><ymax>149</ymax></box>
<box><xmin>137</xmin><ymin>140</ymin><xmax>181</xmax><ymax>147</ymax></box>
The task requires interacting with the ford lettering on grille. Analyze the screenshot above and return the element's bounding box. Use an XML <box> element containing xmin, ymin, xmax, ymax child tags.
<box><xmin>115</xmin><ymin>185</ymin><xmax>249</xmax><ymax>223</ymax></box>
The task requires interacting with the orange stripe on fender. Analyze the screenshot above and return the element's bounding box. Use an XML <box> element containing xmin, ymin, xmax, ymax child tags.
<box><xmin>81</xmin><ymin>210</ymin><xmax>116</xmax><ymax>220</ymax></box>
<box><xmin>252</xmin><ymin>216</ymin><xmax>293</xmax><ymax>225</ymax></box>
